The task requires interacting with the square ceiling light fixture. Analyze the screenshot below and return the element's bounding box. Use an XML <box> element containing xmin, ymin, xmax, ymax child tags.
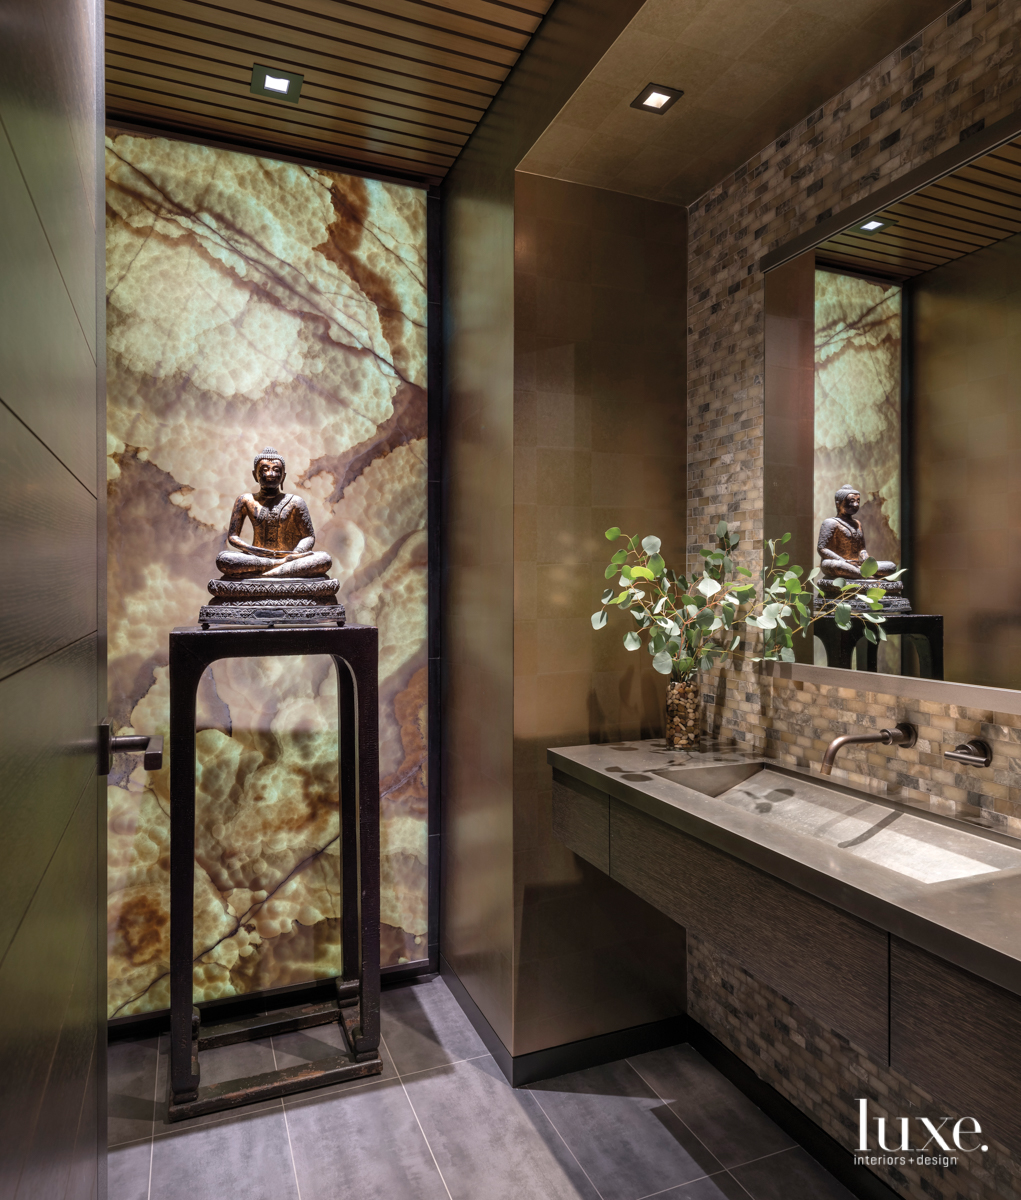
<box><xmin>857</xmin><ymin>216</ymin><xmax>898</xmax><ymax>235</ymax></box>
<box><xmin>250</xmin><ymin>64</ymin><xmax>303</xmax><ymax>103</ymax></box>
<box><xmin>630</xmin><ymin>83</ymin><xmax>683</xmax><ymax>114</ymax></box>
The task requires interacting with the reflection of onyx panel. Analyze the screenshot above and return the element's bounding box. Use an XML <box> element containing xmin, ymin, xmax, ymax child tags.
<box><xmin>814</xmin><ymin>270</ymin><xmax>902</xmax><ymax>568</ymax></box>
<box><xmin>106</xmin><ymin>132</ymin><xmax>428</xmax><ymax>1016</ymax></box>
<box><xmin>914</xmin><ymin>234</ymin><xmax>1021</xmax><ymax>690</ymax></box>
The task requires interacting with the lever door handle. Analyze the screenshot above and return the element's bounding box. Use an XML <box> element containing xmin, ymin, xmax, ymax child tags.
<box><xmin>944</xmin><ymin>739</ymin><xmax>992</xmax><ymax>768</ymax></box>
<box><xmin>98</xmin><ymin>720</ymin><xmax>164</xmax><ymax>775</ymax></box>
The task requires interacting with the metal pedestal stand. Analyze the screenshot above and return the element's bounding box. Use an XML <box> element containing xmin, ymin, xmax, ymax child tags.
<box><xmin>167</xmin><ymin>624</ymin><xmax>382</xmax><ymax>1122</ymax></box>
<box><xmin>814</xmin><ymin>613</ymin><xmax>944</xmax><ymax>679</ymax></box>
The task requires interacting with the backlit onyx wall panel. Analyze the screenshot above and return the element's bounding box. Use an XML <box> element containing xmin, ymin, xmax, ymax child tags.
<box><xmin>106</xmin><ymin>131</ymin><xmax>428</xmax><ymax>1016</ymax></box>
<box><xmin>813</xmin><ymin>269</ymin><xmax>902</xmax><ymax>569</ymax></box>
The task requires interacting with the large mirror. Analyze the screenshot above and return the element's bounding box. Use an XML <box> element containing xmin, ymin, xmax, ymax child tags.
<box><xmin>765</xmin><ymin>137</ymin><xmax>1021</xmax><ymax>689</ymax></box>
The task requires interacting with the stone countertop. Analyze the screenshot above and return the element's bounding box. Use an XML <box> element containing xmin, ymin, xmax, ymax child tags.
<box><xmin>547</xmin><ymin>739</ymin><xmax>1021</xmax><ymax>999</ymax></box>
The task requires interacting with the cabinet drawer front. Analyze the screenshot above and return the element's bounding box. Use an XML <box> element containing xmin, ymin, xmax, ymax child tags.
<box><xmin>891</xmin><ymin>938</ymin><xmax>1021</xmax><ymax>1152</ymax></box>
<box><xmin>552</xmin><ymin>774</ymin><xmax>609</xmax><ymax>872</ymax></box>
<box><xmin>610</xmin><ymin>799</ymin><xmax>889</xmax><ymax>1060</ymax></box>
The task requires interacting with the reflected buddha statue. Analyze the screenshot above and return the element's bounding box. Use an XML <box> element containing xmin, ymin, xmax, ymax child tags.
<box><xmin>199</xmin><ymin>448</ymin><xmax>343</xmax><ymax>627</ymax></box>
<box><xmin>816</xmin><ymin>484</ymin><xmax>910</xmax><ymax>613</ymax></box>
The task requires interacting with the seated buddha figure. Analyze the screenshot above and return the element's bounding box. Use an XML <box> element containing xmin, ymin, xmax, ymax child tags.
<box><xmin>818</xmin><ymin>484</ymin><xmax>896</xmax><ymax>580</ymax></box>
<box><xmin>215</xmin><ymin>448</ymin><xmax>333</xmax><ymax>581</ymax></box>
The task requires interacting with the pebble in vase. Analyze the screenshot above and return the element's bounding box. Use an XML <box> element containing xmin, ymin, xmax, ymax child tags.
<box><xmin>666</xmin><ymin>678</ymin><xmax>701</xmax><ymax>749</ymax></box>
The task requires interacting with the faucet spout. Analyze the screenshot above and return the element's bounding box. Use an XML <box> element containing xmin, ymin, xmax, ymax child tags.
<box><xmin>820</xmin><ymin>722</ymin><xmax>917</xmax><ymax>776</ymax></box>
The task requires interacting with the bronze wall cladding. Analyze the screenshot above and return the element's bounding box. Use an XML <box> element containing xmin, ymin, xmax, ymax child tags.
<box><xmin>441</xmin><ymin>0</ymin><xmax>637</xmax><ymax>1050</ymax></box>
<box><xmin>511</xmin><ymin>173</ymin><xmax>689</xmax><ymax>1057</ymax></box>
<box><xmin>891</xmin><ymin>937</ymin><xmax>1021</xmax><ymax>1155</ymax></box>
<box><xmin>688</xmin><ymin>930</ymin><xmax>1019</xmax><ymax>1200</ymax></box>
<box><xmin>0</xmin><ymin>0</ymin><xmax>102</xmax><ymax>1191</ymax></box>
<box><xmin>610</xmin><ymin>799</ymin><xmax>889</xmax><ymax>1062</ymax></box>
<box><xmin>913</xmin><ymin>233</ymin><xmax>1021</xmax><ymax>691</ymax></box>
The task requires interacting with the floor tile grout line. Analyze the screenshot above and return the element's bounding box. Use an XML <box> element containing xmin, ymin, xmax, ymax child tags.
<box><xmin>723</xmin><ymin>1168</ymin><xmax>758</xmax><ymax>1200</ymax></box>
<box><xmin>146</xmin><ymin>1034</ymin><xmax>159</xmax><ymax>1200</ymax></box>
<box><xmin>270</xmin><ymin>1037</ymin><xmax>304</xmax><ymax>1200</ymax></box>
<box><xmin>525</xmin><ymin>1088</ymin><xmax>607</xmax><ymax>1200</ymax></box>
<box><xmin>632</xmin><ymin>1169</ymin><xmax>721</xmax><ymax>1200</ymax></box>
<box><xmin>381</xmin><ymin>1032</ymin><xmax>455</xmax><ymax>1200</ymax></box>
<box><xmin>726</xmin><ymin>1145</ymin><xmax>797</xmax><ymax>1172</ymax></box>
<box><xmin>624</xmin><ymin>1058</ymin><xmax>724</xmax><ymax>1172</ymax></box>
<box><xmin>397</xmin><ymin>1052</ymin><xmax>491</xmax><ymax>1082</ymax></box>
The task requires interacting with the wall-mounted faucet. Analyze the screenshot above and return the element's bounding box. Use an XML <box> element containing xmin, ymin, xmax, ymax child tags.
<box><xmin>820</xmin><ymin>722</ymin><xmax>917</xmax><ymax>776</ymax></box>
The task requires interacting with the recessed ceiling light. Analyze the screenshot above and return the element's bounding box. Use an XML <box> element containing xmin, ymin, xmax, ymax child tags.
<box><xmin>630</xmin><ymin>83</ymin><xmax>684</xmax><ymax>114</ymax></box>
<box><xmin>250</xmin><ymin>64</ymin><xmax>304</xmax><ymax>104</ymax></box>
<box><xmin>857</xmin><ymin>216</ymin><xmax>898</xmax><ymax>235</ymax></box>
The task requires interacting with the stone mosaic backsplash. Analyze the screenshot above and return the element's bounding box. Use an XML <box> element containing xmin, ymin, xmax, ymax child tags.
<box><xmin>106</xmin><ymin>132</ymin><xmax>428</xmax><ymax>1017</ymax></box>
<box><xmin>706</xmin><ymin>664</ymin><xmax>1021</xmax><ymax>839</ymax></box>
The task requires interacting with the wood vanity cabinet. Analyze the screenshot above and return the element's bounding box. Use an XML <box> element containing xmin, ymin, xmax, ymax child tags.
<box><xmin>551</xmin><ymin>772</ymin><xmax>889</xmax><ymax>1061</ymax></box>
<box><xmin>891</xmin><ymin>938</ymin><xmax>1021</xmax><ymax>1151</ymax></box>
<box><xmin>552</xmin><ymin>774</ymin><xmax>609</xmax><ymax>872</ymax></box>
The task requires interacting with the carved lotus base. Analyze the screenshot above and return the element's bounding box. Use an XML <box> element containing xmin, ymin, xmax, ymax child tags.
<box><xmin>201</xmin><ymin>575</ymin><xmax>344</xmax><ymax>626</ymax></box>
<box><xmin>207</xmin><ymin>575</ymin><xmax>341</xmax><ymax>600</ymax></box>
<box><xmin>816</xmin><ymin>578</ymin><xmax>912</xmax><ymax>613</ymax></box>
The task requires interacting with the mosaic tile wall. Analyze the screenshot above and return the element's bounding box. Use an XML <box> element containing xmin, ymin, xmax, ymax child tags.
<box><xmin>686</xmin><ymin>4</ymin><xmax>1021</xmax><ymax>1195</ymax></box>
<box><xmin>106</xmin><ymin>132</ymin><xmax>428</xmax><ymax>1017</ymax></box>
<box><xmin>688</xmin><ymin>932</ymin><xmax>1020</xmax><ymax>1200</ymax></box>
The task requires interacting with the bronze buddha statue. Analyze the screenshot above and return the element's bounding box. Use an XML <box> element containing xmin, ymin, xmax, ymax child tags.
<box><xmin>216</xmin><ymin>449</ymin><xmax>333</xmax><ymax>581</ymax></box>
<box><xmin>199</xmin><ymin>448</ymin><xmax>343</xmax><ymax>626</ymax></box>
<box><xmin>817</xmin><ymin>484</ymin><xmax>910</xmax><ymax>612</ymax></box>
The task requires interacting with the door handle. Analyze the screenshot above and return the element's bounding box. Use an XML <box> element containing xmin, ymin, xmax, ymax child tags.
<box><xmin>98</xmin><ymin>719</ymin><xmax>164</xmax><ymax>775</ymax></box>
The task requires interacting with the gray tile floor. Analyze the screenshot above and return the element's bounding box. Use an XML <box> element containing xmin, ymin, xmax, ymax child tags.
<box><xmin>107</xmin><ymin>976</ymin><xmax>855</xmax><ymax>1200</ymax></box>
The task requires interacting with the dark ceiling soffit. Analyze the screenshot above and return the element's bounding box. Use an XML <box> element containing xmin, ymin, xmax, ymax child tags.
<box><xmin>443</xmin><ymin>0</ymin><xmax>646</xmax><ymax>192</ymax></box>
<box><xmin>104</xmin><ymin>114</ymin><xmax>439</xmax><ymax>190</ymax></box>
<box><xmin>759</xmin><ymin>106</ymin><xmax>1021</xmax><ymax>275</ymax></box>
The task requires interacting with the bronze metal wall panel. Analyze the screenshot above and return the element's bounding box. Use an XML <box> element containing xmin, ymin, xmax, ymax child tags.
<box><xmin>912</xmin><ymin>233</ymin><xmax>1021</xmax><ymax>690</ymax></box>
<box><xmin>511</xmin><ymin>173</ymin><xmax>688</xmax><ymax>1057</ymax></box>
<box><xmin>0</xmin><ymin>130</ymin><xmax>98</xmax><ymax>492</ymax></box>
<box><xmin>610</xmin><ymin>798</ymin><xmax>890</xmax><ymax>1062</ymax></box>
<box><xmin>441</xmin><ymin>0</ymin><xmax>648</xmax><ymax>1054</ymax></box>
<box><xmin>0</xmin><ymin>407</ymin><xmax>97</xmax><ymax>679</ymax></box>
<box><xmin>891</xmin><ymin>937</ymin><xmax>1021</xmax><ymax>1153</ymax></box>
<box><xmin>763</xmin><ymin>252</ymin><xmax>815</xmax><ymax>659</ymax></box>
<box><xmin>0</xmin><ymin>0</ymin><xmax>102</xmax><ymax>1193</ymax></box>
<box><xmin>0</xmin><ymin>779</ymin><xmax>99</xmax><ymax>1197</ymax></box>
<box><xmin>0</xmin><ymin>634</ymin><xmax>98</xmax><ymax>969</ymax></box>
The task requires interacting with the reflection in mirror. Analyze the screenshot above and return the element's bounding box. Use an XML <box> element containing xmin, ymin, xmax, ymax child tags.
<box><xmin>767</xmin><ymin>136</ymin><xmax>1021</xmax><ymax>687</ymax></box>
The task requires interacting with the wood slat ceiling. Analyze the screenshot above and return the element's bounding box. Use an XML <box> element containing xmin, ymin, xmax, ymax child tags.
<box><xmin>816</xmin><ymin>139</ymin><xmax>1021</xmax><ymax>281</ymax></box>
<box><xmin>105</xmin><ymin>0</ymin><xmax>555</xmax><ymax>185</ymax></box>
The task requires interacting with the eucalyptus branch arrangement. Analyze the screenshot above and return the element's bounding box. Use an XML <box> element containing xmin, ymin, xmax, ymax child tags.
<box><xmin>591</xmin><ymin>520</ymin><xmax>899</xmax><ymax>682</ymax></box>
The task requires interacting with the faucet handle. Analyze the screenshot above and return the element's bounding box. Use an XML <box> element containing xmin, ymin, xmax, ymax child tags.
<box><xmin>944</xmin><ymin>739</ymin><xmax>992</xmax><ymax>768</ymax></box>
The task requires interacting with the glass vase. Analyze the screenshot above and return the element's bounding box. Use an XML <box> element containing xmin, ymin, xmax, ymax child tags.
<box><xmin>666</xmin><ymin>677</ymin><xmax>701</xmax><ymax>749</ymax></box>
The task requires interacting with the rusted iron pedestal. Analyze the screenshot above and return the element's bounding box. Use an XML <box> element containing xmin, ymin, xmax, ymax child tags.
<box><xmin>167</xmin><ymin>624</ymin><xmax>382</xmax><ymax>1122</ymax></box>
